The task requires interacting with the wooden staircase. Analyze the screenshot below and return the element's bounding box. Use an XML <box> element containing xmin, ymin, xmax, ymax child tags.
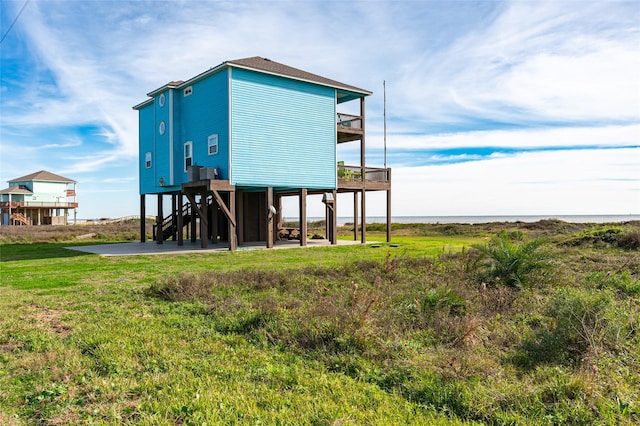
<box><xmin>153</xmin><ymin>202</ymin><xmax>192</xmax><ymax>241</ymax></box>
<box><xmin>11</xmin><ymin>212</ymin><xmax>32</xmax><ymax>226</ymax></box>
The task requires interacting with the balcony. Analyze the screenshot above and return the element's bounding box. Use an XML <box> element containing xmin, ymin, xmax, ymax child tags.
<box><xmin>0</xmin><ymin>201</ymin><xmax>79</xmax><ymax>209</ymax></box>
<box><xmin>337</xmin><ymin>113</ymin><xmax>363</xmax><ymax>143</ymax></box>
<box><xmin>337</xmin><ymin>163</ymin><xmax>391</xmax><ymax>191</ymax></box>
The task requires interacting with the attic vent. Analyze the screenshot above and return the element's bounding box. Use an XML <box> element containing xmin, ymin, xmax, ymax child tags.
<box><xmin>183</xmin><ymin>86</ymin><xmax>193</xmax><ymax>97</ymax></box>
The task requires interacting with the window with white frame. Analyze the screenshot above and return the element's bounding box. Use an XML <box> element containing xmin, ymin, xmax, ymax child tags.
<box><xmin>145</xmin><ymin>152</ymin><xmax>152</xmax><ymax>169</ymax></box>
<box><xmin>183</xmin><ymin>86</ymin><xmax>193</xmax><ymax>97</ymax></box>
<box><xmin>208</xmin><ymin>134</ymin><xmax>218</xmax><ymax>155</ymax></box>
<box><xmin>184</xmin><ymin>141</ymin><xmax>193</xmax><ymax>172</ymax></box>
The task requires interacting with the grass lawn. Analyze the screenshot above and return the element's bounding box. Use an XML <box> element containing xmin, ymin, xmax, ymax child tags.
<box><xmin>0</xmin><ymin>222</ymin><xmax>638</xmax><ymax>425</ymax></box>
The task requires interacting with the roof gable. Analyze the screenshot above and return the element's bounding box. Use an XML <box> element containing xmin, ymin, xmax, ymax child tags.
<box><xmin>9</xmin><ymin>170</ymin><xmax>75</xmax><ymax>183</ymax></box>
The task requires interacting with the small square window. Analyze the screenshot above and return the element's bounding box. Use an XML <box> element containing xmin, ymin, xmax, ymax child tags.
<box><xmin>145</xmin><ymin>152</ymin><xmax>152</xmax><ymax>169</ymax></box>
<box><xmin>208</xmin><ymin>134</ymin><xmax>218</xmax><ymax>155</ymax></box>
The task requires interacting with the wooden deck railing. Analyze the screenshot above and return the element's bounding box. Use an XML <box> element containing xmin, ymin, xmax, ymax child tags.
<box><xmin>337</xmin><ymin>164</ymin><xmax>390</xmax><ymax>182</ymax></box>
<box><xmin>0</xmin><ymin>201</ymin><xmax>78</xmax><ymax>208</ymax></box>
<box><xmin>336</xmin><ymin>113</ymin><xmax>362</xmax><ymax>129</ymax></box>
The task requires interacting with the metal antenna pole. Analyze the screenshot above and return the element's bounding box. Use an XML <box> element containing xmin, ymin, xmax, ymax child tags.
<box><xmin>383</xmin><ymin>80</ymin><xmax>387</xmax><ymax>169</ymax></box>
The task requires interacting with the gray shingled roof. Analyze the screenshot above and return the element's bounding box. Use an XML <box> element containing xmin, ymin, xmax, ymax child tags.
<box><xmin>0</xmin><ymin>185</ymin><xmax>33</xmax><ymax>195</ymax></box>
<box><xmin>8</xmin><ymin>170</ymin><xmax>76</xmax><ymax>183</ymax></box>
<box><xmin>139</xmin><ymin>56</ymin><xmax>371</xmax><ymax>104</ymax></box>
<box><xmin>226</xmin><ymin>56</ymin><xmax>371</xmax><ymax>95</ymax></box>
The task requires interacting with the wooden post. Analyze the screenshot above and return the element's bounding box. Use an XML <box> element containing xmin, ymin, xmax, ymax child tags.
<box><xmin>353</xmin><ymin>191</ymin><xmax>358</xmax><ymax>241</ymax></box>
<box><xmin>156</xmin><ymin>194</ymin><xmax>163</xmax><ymax>244</ymax></box>
<box><xmin>331</xmin><ymin>190</ymin><xmax>337</xmax><ymax>245</ymax></box>
<box><xmin>229</xmin><ymin>190</ymin><xmax>237</xmax><ymax>251</ymax></box>
<box><xmin>177</xmin><ymin>192</ymin><xmax>184</xmax><ymax>246</ymax></box>
<box><xmin>211</xmin><ymin>195</ymin><xmax>218</xmax><ymax>244</ymax></box>
<box><xmin>190</xmin><ymin>194</ymin><xmax>197</xmax><ymax>243</ymax></box>
<box><xmin>299</xmin><ymin>188</ymin><xmax>307</xmax><ymax>247</ymax></box>
<box><xmin>171</xmin><ymin>194</ymin><xmax>177</xmax><ymax>240</ymax></box>
<box><xmin>361</xmin><ymin>188</ymin><xmax>366</xmax><ymax>244</ymax></box>
<box><xmin>140</xmin><ymin>194</ymin><xmax>146</xmax><ymax>242</ymax></box>
<box><xmin>200</xmin><ymin>192</ymin><xmax>208</xmax><ymax>249</ymax></box>
<box><xmin>266</xmin><ymin>187</ymin><xmax>274</xmax><ymax>248</ymax></box>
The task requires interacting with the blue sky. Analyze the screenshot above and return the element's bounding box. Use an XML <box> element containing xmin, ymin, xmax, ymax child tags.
<box><xmin>1</xmin><ymin>0</ymin><xmax>639</xmax><ymax>219</ymax></box>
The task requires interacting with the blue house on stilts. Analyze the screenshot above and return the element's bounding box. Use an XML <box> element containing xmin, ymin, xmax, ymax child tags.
<box><xmin>133</xmin><ymin>57</ymin><xmax>391</xmax><ymax>250</ymax></box>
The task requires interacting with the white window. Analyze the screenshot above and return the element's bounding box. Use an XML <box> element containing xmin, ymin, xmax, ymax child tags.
<box><xmin>158</xmin><ymin>93</ymin><xmax>165</xmax><ymax>107</ymax></box>
<box><xmin>184</xmin><ymin>141</ymin><xmax>193</xmax><ymax>172</ymax></box>
<box><xmin>183</xmin><ymin>86</ymin><xmax>193</xmax><ymax>97</ymax></box>
<box><xmin>208</xmin><ymin>134</ymin><xmax>218</xmax><ymax>155</ymax></box>
<box><xmin>145</xmin><ymin>152</ymin><xmax>152</xmax><ymax>169</ymax></box>
<box><xmin>158</xmin><ymin>121</ymin><xmax>165</xmax><ymax>135</ymax></box>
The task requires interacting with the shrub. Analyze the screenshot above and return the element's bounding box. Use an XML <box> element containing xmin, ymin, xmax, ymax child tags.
<box><xmin>617</xmin><ymin>230</ymin><xmax>640</xmax><ymax>250</ymax></box>
<box><xmin>472</xmin><ymin>231</ymin><xmax>553</xmax><ymax>288</ymax></box>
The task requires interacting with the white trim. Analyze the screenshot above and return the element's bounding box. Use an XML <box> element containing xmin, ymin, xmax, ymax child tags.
<box><xmin>228</xmin><ymin>68</ymin><xmax>233</xmax><ymax>183</ymax></box>
<box><xmin>169</xmin><ymin>90</ymin><xmax>174</xmax><ymax>185</ymax></box>
<box><xmin>208</xmin><ymin>134</ymin><xmax>218</xmax><ymax>155</ymax></box>
<box><xmin>184</xmin><ymin>141</ymin><xmax>193</xmax><ymax>173</ymax></box>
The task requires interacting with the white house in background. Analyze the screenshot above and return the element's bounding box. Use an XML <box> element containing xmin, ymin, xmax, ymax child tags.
<box><xmin>0</xmin><ymin>170</ymin><xmax>78</xmax><ymax>226</ymax></box>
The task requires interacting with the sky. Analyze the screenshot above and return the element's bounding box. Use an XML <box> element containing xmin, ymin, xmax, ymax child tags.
<box><xmin>1</xmin><ymin>0</ymin><xmax>639</xmax><ymax>220</ymax></box>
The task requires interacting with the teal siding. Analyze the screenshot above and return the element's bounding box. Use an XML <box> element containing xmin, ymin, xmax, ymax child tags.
<box><xmin>154</xmin><ymin>90</ymin><xmax>173</xmax><ymax>191</ymax></box>
<box><xmin>231</xmin><ymin>68</ymin><xmax>336</xmax><ymax>189</ymax></box>
<box><xmin>176</xmin><ymin>69</ymin><xmax>230</xmax><ymax>183</ymax></box>
<box><xmin>138</xmin><ymin>103</ymin><xmax>156</xmax><ymax>194</ymax></box>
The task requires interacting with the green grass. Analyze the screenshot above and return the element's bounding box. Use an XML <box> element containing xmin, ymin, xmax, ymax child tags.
<box><xmin>1</xmin><ymin>223</ymin><xmax>639</xmax><ymax>425</ymax></box>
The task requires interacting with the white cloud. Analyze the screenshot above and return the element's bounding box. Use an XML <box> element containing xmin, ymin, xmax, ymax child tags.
<box><xmin>390</xmin><ymin>148</ymin><xmax>640</xmax><ymax>216</ymax></box>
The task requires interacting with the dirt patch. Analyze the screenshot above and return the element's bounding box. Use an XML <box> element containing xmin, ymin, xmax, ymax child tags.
<box><xmin>26</xmin><ymin>304</ymin><xmax>72</xmax><ymax>336</ymax></box>
<box><xmin>0</xmin><ymin>342</ymin><xmax>24</xmax><ymax>352</ymax></box>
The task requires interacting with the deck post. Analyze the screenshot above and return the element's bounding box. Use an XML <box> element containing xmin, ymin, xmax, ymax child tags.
<box><xmin>229</xmin><ymin>190</ymin><xmax>237</xmax><ymax>251</ymax></box>
<box><xmin>171</xmin><ymin>194</ymin><xmax>177</xmax><ymax>240</ymax></box>
<box><xmin>353</xmin><ymin>191</ymin><xmax>358</xmax><ymax>241</ymax></box>
<box><xmin>156</xmin><ymin>194</ymin><xmax>163</xmax><ymax>244</ymax></box>
<box><xmin>299</xmin><ymin>188</ymin><xmax>307</xmax><ymax>246</ymax></box>
<box><xmin>331</xmin><ymin>190</ymin><xmax>337</xmax><ymax>245</ymax></box>
<box><xmin>177</xmin><ymin>192</ymin><xmax>184</xmax><ymax>246</ymax></box>
<box><xmin>211</xmin><ymin>195</ymin><xmax>218</xmax><ymax>244</ymax></box>
<box><xmin>190</xmin><ymin>196</ymin><xmax>197</xmax><ymax>242</ymax></box>
<box><xmin>200</xmin><ymin>192</ymin><xmax>208</xmax><ymax>249</ymax></box>
<box><xmin>361</xmin><ymin>188</ymin><xmax>366</xmax><ymax>244</ymax></box>
<box><xmin>267</xmin><ymin>187</ymin><xmax>274</xmax><ymax>248</ymax></box>
<box><xmin>140</xmin><ymin>194</ymin><xmax>146</xmax><ymax>242</ymax></box>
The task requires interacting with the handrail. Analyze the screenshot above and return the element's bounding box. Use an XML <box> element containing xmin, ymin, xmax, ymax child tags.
<box><xmin>0</xmin><ymin>201</ymin><xmax>78</xmax><ymax>208</ymax></box>
<box><xmin>337</xmin><ymin>113</ymin><xmax>362</xmax><ymax>130</ymax></box>
<box><xmin>337</xmin><ymin>164</ymin><xmax>390</xmax><ymax>182</ymax></box>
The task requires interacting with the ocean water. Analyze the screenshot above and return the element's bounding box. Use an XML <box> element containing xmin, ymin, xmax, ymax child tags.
<box><xmin>294</xmin><ymin>215</ymin><xmax>640</xmax><ymax>226</ymax></box>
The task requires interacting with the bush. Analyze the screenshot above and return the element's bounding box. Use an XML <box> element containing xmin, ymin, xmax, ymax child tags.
<box><xmin>617</xmin><ymin>230</ymin><xmax>640</xmax><ymax>250</ymax></box>
<box><xmin>472</xmin><ymin>231</ymin><xmax>553</xmax><ymax>288</ymax></box>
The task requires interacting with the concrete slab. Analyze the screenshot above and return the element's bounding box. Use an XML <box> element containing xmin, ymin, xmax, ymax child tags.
<box><xmin>66</xmin><ymin>238</ymin><xmax>365</xmax><ymax>257</ymax></box>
